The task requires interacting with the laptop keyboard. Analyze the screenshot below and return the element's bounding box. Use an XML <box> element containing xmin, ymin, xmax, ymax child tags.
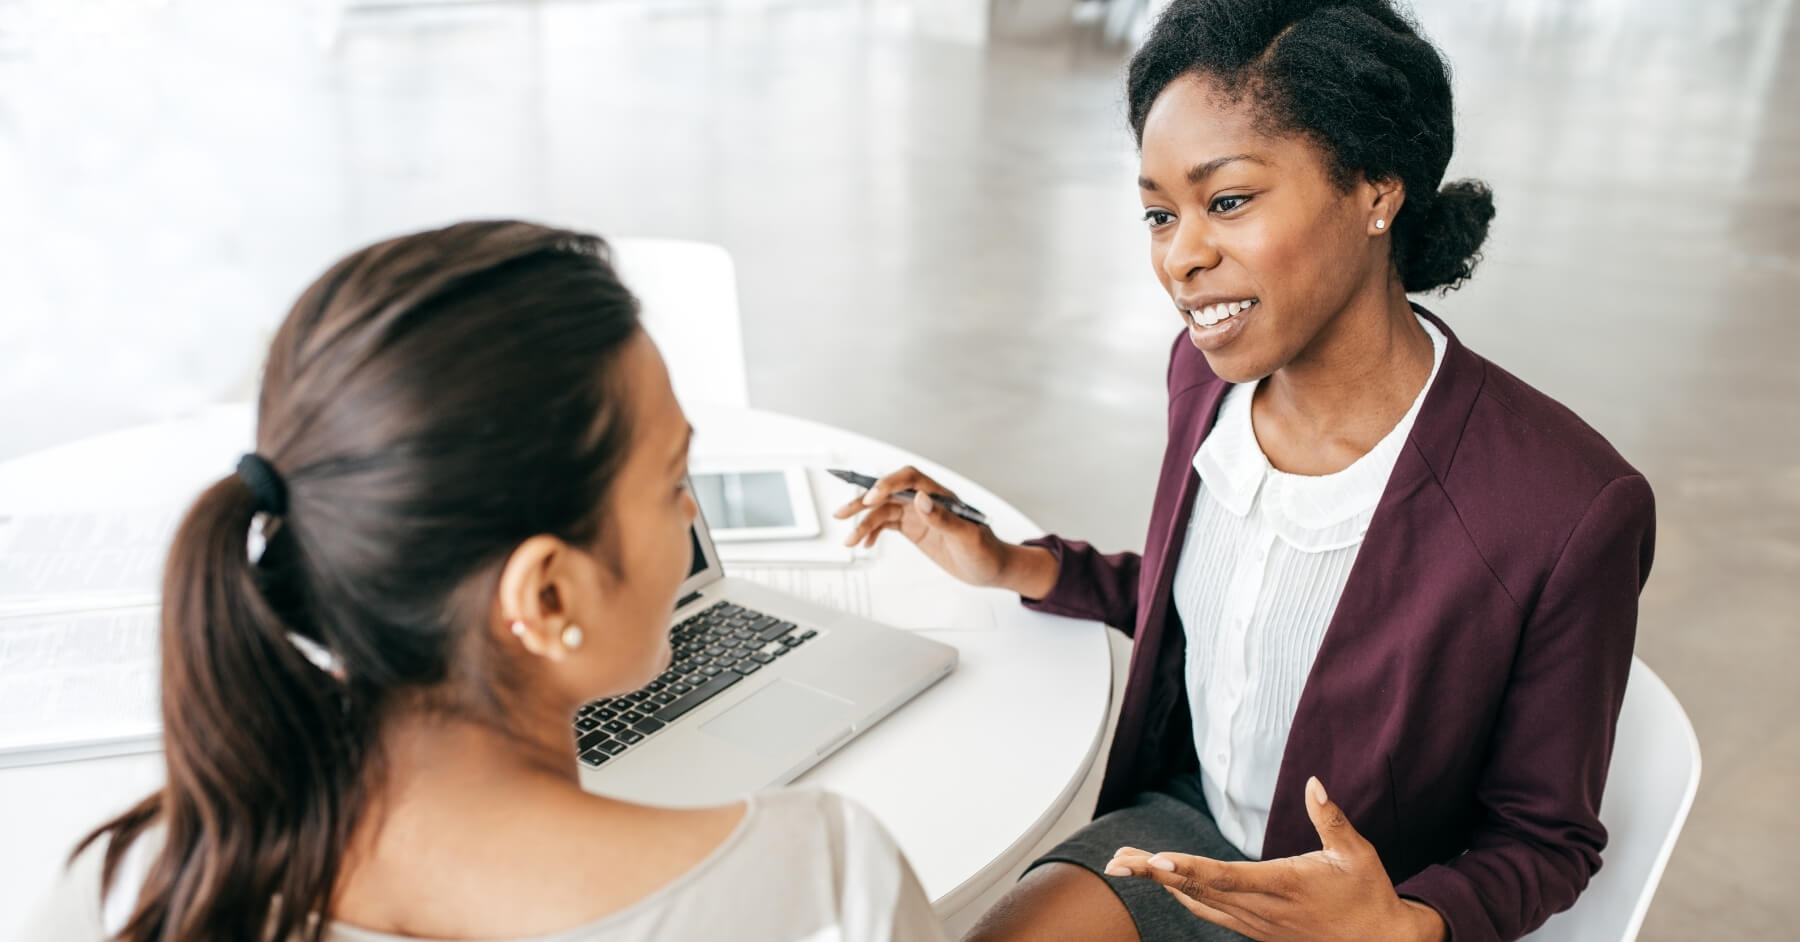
<box><xmin>572</xmin><ymin>600</ymin><xmax>819</xmax><ymax>768</ymax></box>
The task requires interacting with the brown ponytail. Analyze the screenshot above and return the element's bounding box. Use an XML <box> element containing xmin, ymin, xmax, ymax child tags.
<box><xmin>80</xmin><ymin>475</ymin><xmax>373</xmax><ymax>941</ymax></box>
<box><xmin>73</xmin><ymin>221</ymin><xmax>645</xmax><ymax>941</ymax></box>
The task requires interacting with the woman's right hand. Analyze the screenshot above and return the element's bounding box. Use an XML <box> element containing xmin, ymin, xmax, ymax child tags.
<box><xmin>833</xmin><ymin>466</ymin><xmax>1055</xmax><ymax>597</ymax></box>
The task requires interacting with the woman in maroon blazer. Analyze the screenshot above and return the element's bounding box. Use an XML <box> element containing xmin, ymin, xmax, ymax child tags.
<box><xmin>838</xmin><ymin>2</ymin><xmax>1655</xmax><ymax>941</ymax></box>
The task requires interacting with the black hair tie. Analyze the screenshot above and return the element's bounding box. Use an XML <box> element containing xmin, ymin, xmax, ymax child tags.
<box><xmin>236</xmin><ymin>453</ymin><xmax>288</xmax><ymax>516</ymax></box>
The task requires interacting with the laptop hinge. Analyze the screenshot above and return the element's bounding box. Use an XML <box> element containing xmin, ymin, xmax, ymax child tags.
<box><xmin>676</xmin><ymin>590</ymin><xmax>704</xmax><ymax>610</ymax></box>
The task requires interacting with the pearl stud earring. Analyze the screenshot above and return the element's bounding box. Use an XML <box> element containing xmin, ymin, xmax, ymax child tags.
<box><xmin>510</xmin><ymin>620</ymin><xmax>527</xmax><ymax>638</ymax></box>
<box><xmin>561</xmin><ymin>625</ymin><xmax>585</xmax><ymax>651</ymax></box>
<box><xmin>1374</xmin><ymin>219</ymin><xmax>1386</xmax><ymax>230</ymax></box>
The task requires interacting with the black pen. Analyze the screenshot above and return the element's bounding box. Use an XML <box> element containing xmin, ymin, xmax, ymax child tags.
<box><xmin>827</xmin><ymin>468</ymin><xmax>989</xmax><ymax>526</ymax></box>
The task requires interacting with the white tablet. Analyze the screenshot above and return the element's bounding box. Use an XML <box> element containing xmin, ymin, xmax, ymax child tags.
<box><xmin>688</xmin><ymin>467</ymin><xmax>821</xmax><ymax>542</ymax></box>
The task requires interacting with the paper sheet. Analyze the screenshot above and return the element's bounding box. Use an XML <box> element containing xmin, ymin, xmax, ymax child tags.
<box><xmin>0</xmin><ymin>606</ymin><xmax>162</xmax><ymax>764</ymax></box>
<box><xmin>0</xmin><ymin>508</ymin><xmax>177</xmax><ymax>764</ymax></box>
<box><xmin>732</xmin><ymin>564</ymin><xmax>876</xmax><ymax>618</ymax></box>
<box><xmin>0</xmin><ymin>507</ymin><xmax>181</xmax><ymax>615</ymax></box>
<box><xmin>730</xmin><ymin>561</ymin><xmax>1000</xmax><ymax>632</ymax></box>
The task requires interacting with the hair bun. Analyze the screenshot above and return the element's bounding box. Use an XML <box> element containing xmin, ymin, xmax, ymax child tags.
<box><xmin>1399</xmin><ymin>179</ymin><xmax>1496</xmax><ymax>294</ymax></box>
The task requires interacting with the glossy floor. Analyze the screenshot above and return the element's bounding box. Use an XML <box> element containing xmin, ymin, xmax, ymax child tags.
<box><xmin>1</xmin><ymin>0</ymin><xmax>1794</xmax><ymax>937</ymax></box>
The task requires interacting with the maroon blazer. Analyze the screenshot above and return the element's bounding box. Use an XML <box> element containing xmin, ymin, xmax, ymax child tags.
<box><xmin>1022</xmin><ymin>307</ymin><xmax>1655</xmax><ymax>942</ymax></box>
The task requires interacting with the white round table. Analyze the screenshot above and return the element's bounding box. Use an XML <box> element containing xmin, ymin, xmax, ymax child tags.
<box><xmin>0</xmin><ymin>402</ymin><xmax>1113</xmax><ymax>937</ymax></box>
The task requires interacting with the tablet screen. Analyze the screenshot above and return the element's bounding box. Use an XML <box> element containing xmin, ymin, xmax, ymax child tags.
<box><xmin>691</xmin><ymin>471</ymin><xmax>796</xmax><ymax>530</ymax></box>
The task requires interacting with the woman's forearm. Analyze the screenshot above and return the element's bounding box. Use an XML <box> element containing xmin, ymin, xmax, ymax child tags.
<box><xmin>1399</xmin><ymin>900</ymin><xmax>1448</xmax><ymax>942</ymax></box>
<box><xmin>998</xmin><ymin>543</ymin><xmax>1059</xmax><ymax>601</ymax></box>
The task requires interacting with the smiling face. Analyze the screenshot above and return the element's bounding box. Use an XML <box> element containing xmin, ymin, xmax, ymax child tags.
<box><xmin>1137</xmin><ymin>74</ymin><xmax>1401</xmax><ymax>383</ymax></box>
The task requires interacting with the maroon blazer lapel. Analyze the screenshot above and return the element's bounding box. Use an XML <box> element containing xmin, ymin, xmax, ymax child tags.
<box><xmin>1135</xmin><ymin>381</ymin><xmax>1230</xmax><ymax>638</ymax></box>
<box><xmin>1099</xmin><ymin>371</ymin><xmax>1230</xmax><ymax>812</ymax></box>
<box><xmin>1261</xmin><ymin>309</ymin><xmax>1499</xmax><ymax>872</ymax></box>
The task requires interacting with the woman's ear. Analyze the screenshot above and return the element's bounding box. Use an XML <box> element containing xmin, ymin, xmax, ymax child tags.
<box><xmin>1368</xmin><ymin>176</ymin><xmax>1406</xmax><ymax>232</ymax></box>
<box><xmin>494</xmin><ymin>535</ymin><xmax>579</xmax><ymax>662</ymax></box>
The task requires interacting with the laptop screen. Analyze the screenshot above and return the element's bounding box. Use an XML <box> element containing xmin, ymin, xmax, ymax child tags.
<box><xmin>686</xmin><ymin>526</ymin><xmax>708</xmax><ymax>579</ymax></box>
<box><xmin>676</xmin><ymin>488</ymin><xmax>725</xmax><ymax>603</ymax></box>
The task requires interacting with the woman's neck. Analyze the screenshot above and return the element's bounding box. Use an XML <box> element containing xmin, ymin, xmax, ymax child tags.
<box><xmin>334</xmin><ymin>706</ymin><xmax>592</xmax><ymax>923</ymax></box>
<box><xmin>1251</xmin><ymin>281</ymin><xmax>1435</xmax><ymax>476</ymax></box>
<box><xmin>380</xmin><ymin>704</ymin><xmax>580</xmax><ymax>787</ymax></box>
<box><xmin>340</xmin><ymin>701</ymin><xmax>584</xmax><ymax>877</ymax></box>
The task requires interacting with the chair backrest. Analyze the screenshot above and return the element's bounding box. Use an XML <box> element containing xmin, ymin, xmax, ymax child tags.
<box><xmin>1523</xmin><ymin>657</ymin><xmax>1701</xmax><ymax>942</ymax></box>
<box><xmin>608</xmin><ymin>237</ymin><xmax>750</xmax><ymax>410</ymax></box>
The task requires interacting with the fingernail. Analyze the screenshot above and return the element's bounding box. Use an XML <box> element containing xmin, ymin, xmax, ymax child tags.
<box><xmin>1149</xmin><ymin>856</ymin><xmax>1176</xmax><ymax>872</ymax></box>
<box><xmin>861</xmin><ymin>490</ymin><xmax>877</xmax><ymax>506</ymax></box>
<box><xmin>1104</xmin><ymin>864</ymin><xmax>1131</xmax><ymax>877</ymax></box>
<box><xmin>1308</xmin><ymin>776</ymin><xmax>1327</xmax><ymax>805</ymax></box>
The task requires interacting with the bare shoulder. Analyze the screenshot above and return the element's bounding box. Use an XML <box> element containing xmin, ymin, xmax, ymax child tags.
<box><xmin>333</xmin><ymin>784</ymin><xmax>750</xmax><ymax>939</ymax></box>
<box><xmin>622</xmin><ymin>794</ymin><xmax>751</xmax><ymax>856</ymax></box>
<box><xmin>510</xmin><ymin>789</ymin><xmax>753</xmax><ymax>899</ymax></box>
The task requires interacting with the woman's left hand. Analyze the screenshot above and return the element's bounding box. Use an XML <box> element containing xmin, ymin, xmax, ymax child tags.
<box><xmin>1104</xmin><ymin>777</ymin><xmax>1448</xmax><ymax>942</ymax></box>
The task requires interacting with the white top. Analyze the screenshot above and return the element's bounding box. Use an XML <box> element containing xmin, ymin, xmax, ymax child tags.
<box><xmin>1173</xmin><ymin>315</ymin><xmax>1445</xmax><ymax>859</ymax></box>
<box><xmin>15</xmin><ymin>788</ymin><xmax>946</xmax><ymax>942</ymax></box>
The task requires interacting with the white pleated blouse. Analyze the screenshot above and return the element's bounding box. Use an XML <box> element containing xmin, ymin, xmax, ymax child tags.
<box><xmin>1172</xmin><ymin>314</ymin><xmax>1444</xmax><ymax>859</ymax></box>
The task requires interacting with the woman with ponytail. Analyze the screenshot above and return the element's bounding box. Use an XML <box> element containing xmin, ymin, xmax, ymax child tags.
<box><xmin>840</xmin><ymin>3</ymin><xmax>1654</xmax><ymax>941</ymax></box>
<box><xmin>22</xmin><ymin>221</ymin><xmax>944</xmax><ymax>942</ymax></box>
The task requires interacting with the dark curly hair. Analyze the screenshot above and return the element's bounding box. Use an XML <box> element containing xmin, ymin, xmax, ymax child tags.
<box><xmin>1128</xmin><ymin>0</ymin><xmax>1496</xmax><ymax>294</ymax></box>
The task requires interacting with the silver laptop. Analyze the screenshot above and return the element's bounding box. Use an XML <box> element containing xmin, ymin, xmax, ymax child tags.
<box><xmin>575</xmin><ymin>498</ymin><xmax>957</xmax><ymax>806</ymax></box>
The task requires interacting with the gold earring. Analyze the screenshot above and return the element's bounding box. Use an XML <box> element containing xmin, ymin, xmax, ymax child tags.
<box><xmin>561</xmin><ymin>624</ymin><xmax>585</xmax><ymax>651</ymax></box>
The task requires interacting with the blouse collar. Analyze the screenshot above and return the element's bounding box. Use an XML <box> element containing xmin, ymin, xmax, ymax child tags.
<box><xmin>1193</xmin><ymin>314</ymin><xmax>1446</xmax><ymax>552</ymax></box>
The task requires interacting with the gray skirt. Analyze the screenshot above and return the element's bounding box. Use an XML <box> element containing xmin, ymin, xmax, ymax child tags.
<box><xmin>1025</xmin><ymin>774</ymin><xmax>1253</xmax><ymax>942</ymax></box>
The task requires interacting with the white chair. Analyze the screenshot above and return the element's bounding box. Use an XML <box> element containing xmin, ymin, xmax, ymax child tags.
<box><xmin>608</xmin><ymin>238</ymin><xmax>750</xmax><ymax>410</ymax></box>
<box><xmin>1524</xmin><ymin>657</ymin><xmax>1702</xmax><ymax>942</ymax></box>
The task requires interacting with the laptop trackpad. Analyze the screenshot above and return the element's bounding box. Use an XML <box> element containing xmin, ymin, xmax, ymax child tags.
<box><xmin>700</xmin><ymin>680</ymin><xmax>855</xmax><ymax>757</ymax></box>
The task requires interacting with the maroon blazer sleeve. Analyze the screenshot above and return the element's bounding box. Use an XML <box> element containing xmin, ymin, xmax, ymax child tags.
<box><xmin>1013</xmin><ymin>330</ymin><xmax>1193</xmax><ymax>637</ymax></box>
<box><xmin>1016</xmin><ymin>536</ymin><xmax>1142</xmax><ymax>635</ymax></box>
<box><xmin>1398</xmin><ymin>474</ymin><xmax>1656</xmax><ymax>942</ymax></box>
